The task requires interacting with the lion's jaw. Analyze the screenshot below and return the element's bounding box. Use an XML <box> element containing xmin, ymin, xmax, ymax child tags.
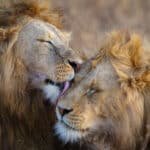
<box><xmin>55</xmin><ymin>109</ymin><xmax>100</xmax><ymax>144</ymax></box>
<box><xmin>55</xmin><ymin>122</ymin><xmax>87</xmax><ymax>143</ymax></box>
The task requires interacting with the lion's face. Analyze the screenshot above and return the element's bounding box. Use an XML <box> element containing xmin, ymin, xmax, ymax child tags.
<box><xmin>55</xmin><ymin>31</ymin><xmax>150</xmax><ymax>145</ymax></box>
<box><xmin>13</xmin><ymin>19</ymin><xmax>82</xmax><ymax>104</ymax></box>
<box><xmin>55</xmin><ymin>57</ymin><xmax>121</xmax><ymax>143</ymax></box>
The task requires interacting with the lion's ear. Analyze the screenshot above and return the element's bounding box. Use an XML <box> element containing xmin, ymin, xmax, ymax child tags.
<box><xmin>131</xmin><ymin>68</ymin><xmax>150</xmax><ymax>91</ymax></box>
<box><xmin>141</xmin><ymin>69</ymin><xmax>150</xmax><ymax>86</ymax></box>
<box><xmin>0</xmin><ymin>26</ymin><xmax>19</xmax><ymax>54</ymax></box>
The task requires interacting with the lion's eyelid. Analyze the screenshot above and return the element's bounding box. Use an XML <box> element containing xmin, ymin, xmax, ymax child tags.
<box><xmin>37</xmin><ymin>39</ymin><xmax>75</xmax><ymax>61</ymax></box>
<box><xmin>37</xmin><ymin>39</ymin><xmax>48</xmax><ymax>43</ymax></box>
<box><xmin>86</xmin><ymin>87</ymin><xmax>101</xmax><ymax>97</ymax></box>
<box><xmin>37</xmin><ymin>39</ymin><xmax>53</xmax><ymax>45</ymax></box>
<box><xmin>87</xmin><ymin>89</ymin><xmax>96</xmax><ymax>96</ymax></box>
<box><xmin>36</xmin><ymin>39</ymin><xmax>57</xmax><ymax>52</ymax></box>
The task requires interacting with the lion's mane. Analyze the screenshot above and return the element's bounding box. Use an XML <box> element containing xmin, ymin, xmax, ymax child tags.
<box><xmin>0</xmin><ymin>1</ymin><xmax>64</xmax><ymax>150</ymax></box>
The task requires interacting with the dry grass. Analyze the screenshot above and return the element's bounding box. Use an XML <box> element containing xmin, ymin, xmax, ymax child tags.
<box><xmin>51</xmin><ymin>0</ymin><xmax>150</xmax><ymax>57</ymax></box>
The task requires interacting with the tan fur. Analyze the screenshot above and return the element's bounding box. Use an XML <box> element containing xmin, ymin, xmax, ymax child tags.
<box><xmin>55</xmin><ymin>31</ymin><xmax>150</xmax><ymax>150</ymax></box>
<box><xmin>0</xmin><ymin>1</ymin><xmax>82</xmax><ymax>150</ymax></box>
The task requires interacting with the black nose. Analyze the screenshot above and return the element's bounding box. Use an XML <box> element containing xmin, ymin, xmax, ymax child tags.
<box><xmin>58</xmin><ymin>106</ymin><xmax>73</xmax><ymax>117</ymax></box>
<box><xmin>69</xmin><ymin>61</ymin><xmax>81</xmax><ymax>73</ymax></box>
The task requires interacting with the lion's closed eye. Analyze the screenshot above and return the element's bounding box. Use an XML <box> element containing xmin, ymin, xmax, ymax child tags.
<box><xmin>86</xmin><ymin>87</ymin><xmax>102</xmax><ymax>97</ymax></box>
<box><xmin>37</xmin><ymin>39</ymin><xmax>54</xmax><ymax>48</ymax></box>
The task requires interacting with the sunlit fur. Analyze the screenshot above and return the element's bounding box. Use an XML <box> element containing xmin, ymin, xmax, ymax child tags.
<box><xmin>0</xmin><ymin>1</ymin><xmax>82</xmax><ymax>150</ymax></box>
<box><xmin>55</xmin><ymin>31</ymin><xmax>150</xmax><ymax>150</ymax></box>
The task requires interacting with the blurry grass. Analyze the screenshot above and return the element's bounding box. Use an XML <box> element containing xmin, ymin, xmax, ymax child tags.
<box><xmin>0</xmin><ymin>0</ymin><xmax>149</xmax><ymax>57</ymax></box>
<box><xmin>52</xmin><ymin>0</ymin><xmax>150</xmax><ymax>57</ymax></box>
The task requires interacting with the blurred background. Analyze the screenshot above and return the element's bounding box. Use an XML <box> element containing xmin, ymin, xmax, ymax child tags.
<box><xmin>51</xmin><ymin>0</ymin><xmax>150</xmax><ymax>57</ymax></box>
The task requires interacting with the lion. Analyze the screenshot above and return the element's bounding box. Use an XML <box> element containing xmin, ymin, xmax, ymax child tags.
<box><xmin>0</xmin><ymin>0</ymin><xmax>82</xmax><ymax>150</ymax></box>
<box><xmin>55</xmin><ymin>31</ymin><xmax>150</xmax><ymax>150</ymax></box>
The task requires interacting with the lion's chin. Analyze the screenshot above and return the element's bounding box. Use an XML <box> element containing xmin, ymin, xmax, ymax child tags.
<box><xmin>42</xmin><ymin>81</ymin><xmax>71</xmax><ymax>105</ymax></box>
<box><xmin>55</xmin><ymin>121</ymin><xmax>88</xmax><ymax>144</ymax></box>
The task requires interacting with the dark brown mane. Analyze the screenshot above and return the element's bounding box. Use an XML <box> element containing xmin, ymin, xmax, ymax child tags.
<box><xmin>0</xmin><ymin>1</ymin><xmax>65</xmax><ymax>149</ymax></box>
<box><xmin>0</xmin><ymin>0</ymin><xmax>63</xmax><ymax>28</ymax></box>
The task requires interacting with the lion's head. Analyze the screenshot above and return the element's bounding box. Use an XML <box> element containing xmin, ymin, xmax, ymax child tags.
<box><xmin>0</xmin><ymin>0</ymin><xmax>82</xmax><ymax>112</ymax></box>
<box><xmin>55</xmin><ymin>31</ymin><xmax>150</xmax><ymax>149</ymax></box>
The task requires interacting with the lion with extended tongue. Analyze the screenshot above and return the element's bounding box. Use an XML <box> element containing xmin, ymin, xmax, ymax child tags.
<box><xmin>55</xmin><ymin>31</ymin><xmax>150</xmax><ymax>150</ymax></box>
<box><xmin>0</xmin><ymin>0</ymin><xmax>82</xmax><ymax>149</ymax></box>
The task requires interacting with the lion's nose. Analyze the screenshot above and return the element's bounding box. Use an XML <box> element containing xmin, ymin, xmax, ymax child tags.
<box><xmin>58</xmin><ymin>106</ymin><xmax>73</xmax><ymax>117</ymax></box>
<box><xmin>69</xmin><ymin>61</ymin><xmax>81</xmax><ymax>73</ymax></box>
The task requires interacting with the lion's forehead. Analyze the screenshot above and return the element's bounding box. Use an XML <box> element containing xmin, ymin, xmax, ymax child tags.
<box><xmin>75</xmin><ymin>60</ymin><xmax>119</xmax><ymax>91</ymax></box>
<box><xmin>19</xmin><ymin>19</ymin><xmax>69</xmax><ymax>47</ymax></box>
<box><xmin>15</xmin><ymin>19</ymin><xmax>72</xmax><ymax>64</ymax></box>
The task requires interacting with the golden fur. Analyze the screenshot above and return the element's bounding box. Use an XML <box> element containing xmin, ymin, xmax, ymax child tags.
<box><xmin>0</xmin><ymin>1</ymin><xmax>82</xmax><ymax>150</ymax></box>
<box><xmin>55</xmin><ymin>31</ymin><xmax>150</xmax><ymax>150</ymax></box>
<box><xmin>0</xmin><ymin>0</ymin><xmax>62</xmax><ymax>28</ymax></box>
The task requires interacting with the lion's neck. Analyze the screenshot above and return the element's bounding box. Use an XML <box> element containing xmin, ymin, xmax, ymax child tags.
<box><xmin>78</xmin><ymin>111</ymin><xmax>144</xmax><ymax>150</ymax></box>
<box><xmin>0</xmin><ymin>87</ymin><xmax>55</xmax><ymax>125</ymax></box>
<box><xmin>0</xmin><ymin>86</ymin><xmax>58</xmax><ymax>149</ymax></box>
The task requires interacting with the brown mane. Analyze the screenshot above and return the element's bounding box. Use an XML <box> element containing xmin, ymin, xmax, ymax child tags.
<box><xmin>93</xmin><ymin>31</ymin><xmax>150</xmax><ymax>149</ymax></box>
<box><xmin>0</xmin><ymin>1</ymin><xmax>66</xmax><ymax>149</ymax></box>
<box><xmin>0</xmin><ymin>0</ymin><xmax>63</xmax><ymax>28</ymax></box>
<box><xmin>105</xmin><ymin>31</ymin><xmax>150</xmax><ymax>149</ymax></box>
<box><xmin>100</xmin><ymin>31</ymin><xmax>150</xmax><ymax>90</ymax></box>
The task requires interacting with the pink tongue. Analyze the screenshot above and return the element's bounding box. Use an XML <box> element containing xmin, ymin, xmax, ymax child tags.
<box><xmin>55</xmin><ymin>81</ymin><xmax>70</xmax><ymax>107</ymax></box>
<box><xmin>60</xmin><ymin>81</ymin><xmax>70</xmax><ymax>96</ymax></box>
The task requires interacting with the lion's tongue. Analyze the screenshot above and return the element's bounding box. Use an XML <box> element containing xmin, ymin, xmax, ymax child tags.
<box><xmin>55</xmin><ymin>81</ymin><xmax>70</xmax><ymax>107</ymax></box>
<box><xmin>61</xmin><ymin>81</ymin><xmax>70</xmax><ymax>96</ymax></box>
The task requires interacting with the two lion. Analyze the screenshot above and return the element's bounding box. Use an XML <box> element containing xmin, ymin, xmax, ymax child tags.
<box><xmin>0</xmin><ymin>0</ymin><xmax>150</xmax><ymax>150</ymax></box>
<box><xmin>55</xmin><ymin>31</ymin><xmax>150</xmax><ymax>150</ymax></box>
<box><xmin>0</xmin><ymin>0</ymin><xmax>82</xmax><ymax>150</ymax></box>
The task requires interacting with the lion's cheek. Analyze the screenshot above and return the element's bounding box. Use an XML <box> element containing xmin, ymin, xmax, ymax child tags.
<box><xmin>82</xmin><ymin>108</ymin><xmax>98</xmax><ymax>130</ymax></box>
